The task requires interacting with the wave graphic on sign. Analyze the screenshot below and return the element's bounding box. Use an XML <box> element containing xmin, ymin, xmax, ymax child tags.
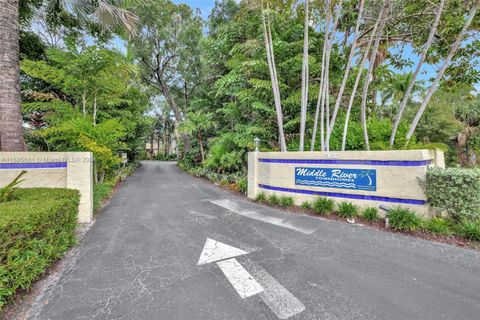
<box><xmin>296</xmin><ymin>180</ymin><xmax>357</xmax><ymax>188</ymax></box>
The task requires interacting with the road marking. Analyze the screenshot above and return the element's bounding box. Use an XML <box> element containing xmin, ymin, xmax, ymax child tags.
<box><xmin>210</xmin><ymin>199</ymin><xmax>318</xmax><ymax>234</ymax></box>
<box><xmin>197</xmin><ymin>238</ymin><xmax>249</xmax><ymax>265</ymax></box>
<box><xmin>198</xmin><ymin>238</ymin><xmax>305</xmax><ymax>319</ymax></box>
<box><xmin>189</xmin><ymin>210</ymin><xmax>217</xmax><ymax>219</ymax></box>
<box><xmin>217</xmin><ymin>258</ymin><xmax>264</xmax><ymax>298</ymax></box>
<box><xmin>251</xmin><ymin>265</ymin><xmax>305</xmax><ymax>319</ymax></box>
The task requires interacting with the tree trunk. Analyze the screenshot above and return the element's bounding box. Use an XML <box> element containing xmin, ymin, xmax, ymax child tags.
<box><xmin>93</xmin><ymin>93</ymin><xmax>97</xmax><ymax>126</ymax></box>
<box><xmin>0</xmin><ymin>0</ymin><xmax>25</xmax><ymax>151</ymax></box>
<box><xmin>82</xmin><ymin>91</ymin><xmax>87</xmax><ymax>116</ymax></box>
<box><xmin>390</xmin><ymin>0</ymin><xmax>445</xmax><ymax>146</ymax></box>
<box><xmin>360</xmin><ymin>0</ymin><xmax>389</xmax><ymax>151</ymax></box>
<box><xmin>198</xmin><ymin>132</ymin><xmax>205</xmax><ymax>162</ymax></box>
<box><xmin>299</xmin><ymin>0</ymin><xmax>309</xmax><ymax>151</ymax></box>
<box><xmin>327</xmin><ymin>0</ymin><xmax>364</xmax><ymax>148</ymax></box>
<box><xmin>310</xmin><ymin>3</ymin><xmax>329</xmax><ymax>151</ymax></box>
<box><xmin>262</xmin><ymin>5</ymin><xmax>287</xmax><ymax>152</ymax></box>
<box><xmin>406</xmin><ymin>1</ymin><xmax>479</xmax><ymax>144</ymax></box>
<box><xmin>341</xmin><ymin>1</ymin><xmax>384</xmax><ymax>151</ymax></box>
<box><xmin>324</xmin><ymin>0</ymin><xmax>343</xmax><ymax>151</ymax></box>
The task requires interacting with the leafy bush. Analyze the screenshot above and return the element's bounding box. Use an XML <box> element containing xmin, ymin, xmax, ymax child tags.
<box><xmin>423</xmin><ymin>217</ymin><xmax>453</xmax><ymax>235</ymax></box>
<box><xmin>456</xmin><ymin>220</ymin><xmax>480</xmax><ymax>241</ymax></box>
<box><xmin>362</xmin><ymin>207</ymin><xmax>380</xmax><ymax>222</ymax></box>
<box><xmin>312</xmin><ymin>197</ymin><xmax>334</xmax><ymax>215</ymax></box>
<box><xmin>0</xmin><ymin>189</ymin><xmax>79</xmax><ymax>308</ymax></box>
<box><xmin>337</xmin><ymin>202</ymin><xmax>358</xmax><ymax>218</ymax></box>
<box><xmin>426</xmin><ymin>168</ymin><xmax>480</xmax><ymax>221</ymax></box>
<box><xmin>255</xmin><ymin>192</ymin><xmax>267</xmax><ymax>202</ymax></box>
<box><xmin>93</xmin><ymin>180</ymin><xmax>116</xmax><ymax>212</ymax></box>
<box><xmin>388</xmin><ymin>207</ymin><xmax>423</xmax><ymax>231</ymax></box>
<box><xmin>268</xmin><ymin>194</ymin><xmax>280</xmax><ymax>206</ymax></box>
<box><xmin>237</xmin><ymin>177</ymin><xmax>247</xmax><ymax>194</ymax></box>
<box><xmin>301</xmin><ymin>201</ymin><xmax>312</xmax><ymax>210</ymax></box>
<box><xmin>0</xmin><ymin>171</ymin><xmax>27</xmax><ymax>203</ymax></box>
<box><xmin>278</xmin><ymin>196</ymin><xmax>294</xmax><ymax>208</ymax></box>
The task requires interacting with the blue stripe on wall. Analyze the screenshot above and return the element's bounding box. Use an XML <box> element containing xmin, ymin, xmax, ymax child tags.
<box><xmin>0</xmin><ymin>162</ymin><xmax>67</xmax><ymax>169</ymax></box>
<box><xmin>258</xmin><ymin>158</ymin><xmax>432</xmax><ymax>167</ymax></box>
<box><xmin>258</xmin><ymin>184</ymin><xmax>426</xmax><ymax>205</ymax></box>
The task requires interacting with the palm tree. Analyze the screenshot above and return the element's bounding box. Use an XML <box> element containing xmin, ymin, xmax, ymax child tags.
<box><xmin>180</xmin><ymin>111</ymin><xmax>216</xmax><ymax>162</ymax></box>
<box><xmin>0</xmin><ymin>0</ymin><xmax>137</xmax><ymax>151</ymax></box>
<box><xmin>0</xmin><ymin>0</ymin><xmax>25</xmax><ymax>151</ymax></box>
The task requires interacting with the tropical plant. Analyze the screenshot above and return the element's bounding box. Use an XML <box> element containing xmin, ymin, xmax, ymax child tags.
<box><xmin>337</xmin><ymin>202</ymin><xmax>358</xmax><ymax>218</ymax></box>
<box><xmin>312</xmin><ymin>196</ymin><xmax>334</xmax><ymax>215</ymax></box>
<box><xmin>0</xmin><ymin>171</ymin><xmax>27</xmax><ymax>203</ymax></box>
<box><xmin>388</xmin><ymin>206</ymin><xmax>423</xmax><ymax>231</ymax></box>
<box><xmin>362</xmin><ymin>207</ymin><xmax>380</xmax><ymax>222</ymax></box>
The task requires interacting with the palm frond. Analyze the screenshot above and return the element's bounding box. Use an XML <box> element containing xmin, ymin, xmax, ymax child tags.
<box><xmin>94</xmin><ymin>1</ymin><xmax>139</xmax><ymax>36</ymax></box>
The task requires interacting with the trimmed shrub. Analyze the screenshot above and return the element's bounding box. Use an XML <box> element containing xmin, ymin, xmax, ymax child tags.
<box><xmin>312</xmin><ymin>197</ymin><xmax>334</xmax><ymax>215</ymax></box>
<box><xmin>255</xmin><ymin>192</ymin><xmax>267</xmax><ymax>202</ymax></box>
<box><xmin>268</xmin><ymin>194</ymin><xmax>280</xmax><ymax>206</ymax></box>
<box><xmin>388</xmin><ymin>206</ymin><xmax>423</xmax><ymax>231</ymax></box>
<box><xmin>362</xmin><ymin>207</ymin><xmax>380</xmax><ymax>222</ymax></box>
<box><xmin>0</xmin><ymin>188</ymin><xmax>79</xmax><ymax>308</ymax></box>
<box><xmin>301</xmin><ymin>201</ymin><xmax>312</xmax><ymax>210</ymax></box>
<box><xmin>237</xmin><ymin>177</ymin><xmax>247</xmax><ymax>194</ymax></box>
<box><xmin>423</xmin><ymin>217</ymin><xmax>453</xmax><ymax>235</ymax></box>
<box><xmin>426</xmin><ymin>168</ymin><xmax>480</xmax><ymax>221</ymax></box>
<box><xmin>337</xmin><ymin>202</ymin><xmax>358</xmax><ymax>218</ymax></box>
<box><xmin>278</xmin><ymin>196</ymin><xmax>294</xmax><ymax>208</ymax></box>
<box><xmin>456</xmin><ymin>220</ymin><xmax>480</xmax><ymax>241</ymax></box>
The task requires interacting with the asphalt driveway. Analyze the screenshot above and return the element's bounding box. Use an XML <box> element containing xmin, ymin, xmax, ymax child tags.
<box><xmin>27</xmin><ymin>161</ymin><xmax>480</xmax><ymax>320</ymax></box>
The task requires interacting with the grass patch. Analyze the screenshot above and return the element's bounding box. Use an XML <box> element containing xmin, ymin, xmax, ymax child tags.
<box><xmin>423</xmin><ymin>217</ymin><xmax>453</xmax><ymax>235</ymax></box>
<box><xmin>312</xmin><ymin>197</ymin><xmax>334</xmax><ymax>215</ymax></box>
<box><xmin>337</xmin><ymin>202</ymin><xmax>358</xmax><ymax>218</ymax></box>
<box><xmin>362</xmin><ymin>207</ymin><xmax>380</xmax><ymax>222</ymax></box>
<box><xmin>301</xmin><ymin>201</ymin><xmax>312</xmax><ymax>210</ymax></box>
<box><xmin>255</xmin><ymin>192</ymin><xmax>267</xmax><ymax>202</ymax></box>
<box><xmin>388</xmin><ymin>207</ymin><xmax>422</xmax><ymax>231</ymax></box>
<box><xmin>0</xmin><ymin>188</ymin><xmax>79</xmax><ymax>309</ymax></box>
<box><xmin>278</xmin><ymin>196</ymin><xmax>294</xmax><ymax>208</ymax></box>
<box><xmin>93</xmin><ymin>180</ymin><xmax>116</xmax><ymax>213</ymax></box>
<box><xmin>456</xmin><ymin>220</ymin><xmax>480</xmax><ymax>241</ymax></box>
<box><xmin>268</xmin><ymin>194</ymin><xmax>280</xmax><ymax>206</ymax></box>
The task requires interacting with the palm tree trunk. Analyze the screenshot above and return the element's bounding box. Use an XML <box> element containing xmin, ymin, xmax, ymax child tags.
<box><xmin>0</xmin><ymin>0</ymin><xmax>25</xmax><ymax>151</ymax></box>
<box><xmin>390</xmin><ymin>0</ymin><xmax>445</xmax><ymax>146</ymax></box>
<box><xmin>406</xmin><ymin>1</ymin><xmax>479</xmax><ymax>144</ymax></box>
<box><xmin>360</xmin><ymin>0</ymin><xmax>389</xmax><ymax>151</ymax></box>
<box><xmin>341</xmin><ymin>1</ymin><xmax>384</xmax><ymax>151</ymax></box>
<box><xmin>93</xmin><ymin>93</ymin><xmax>97</xmax><ymax>126</ymax></box>
<box><xmin>324</xmin><ymin>0</ymin><xmax>343</xmax><ymax>151</ymax></box>
<box><xmin>262</xmin><ymin>5</ymin><xmax>287</xmax><ymax>152</ymax></box>
<box><xmin>310</xmin><ymin>2</ymin><xmax>330</xmax><ymax>151</ymax></box>
<box><xmin>327</xmin><ymin>0</ymin><xmax>365</xmax><ymax>148</ymax></box>
<box><xmin>312</xmin><ymin>0</ymin><xmax>331</xmax><ymax>151</ymax></box>
<box><xmin>299</xmin><ymin>0</ymin><xmax>309</xmax><ymax>151</ymax></box>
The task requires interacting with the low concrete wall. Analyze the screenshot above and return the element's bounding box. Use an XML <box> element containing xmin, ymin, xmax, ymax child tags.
<box><xmin>0</xmin><ymin>152</ymin><xmax>93</xmax><ymax>223</ymax></box>
<box><xmin>248</xmin><ymin>150</ymin><xmax>445</xmax><ymax>217</ymax></box>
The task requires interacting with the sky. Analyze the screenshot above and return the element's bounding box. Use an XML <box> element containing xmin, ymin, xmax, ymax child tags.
<box><xmin>173</xmin><ymin>0</ymin><xmax>216</xmax><ymax>18</ymax></box>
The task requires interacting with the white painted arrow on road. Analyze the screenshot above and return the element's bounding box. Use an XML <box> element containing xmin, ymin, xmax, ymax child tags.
<box><xmin>198</xmin><ymin>238</ymin><xmax>305</xmax><ymax>319</ymax></box>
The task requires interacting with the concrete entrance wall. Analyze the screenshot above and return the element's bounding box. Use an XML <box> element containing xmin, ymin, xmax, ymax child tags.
<box><xmin>248</xmin><ymin>150</ymin><xmax>445</xmax><ymax>217</ymax></box>
<box><xmin>0</xmin><ymin>152</ymin><xmax>93</xmax><ymax>223</ymax></box>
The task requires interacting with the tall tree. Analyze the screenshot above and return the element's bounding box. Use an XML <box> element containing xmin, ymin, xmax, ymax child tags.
<box><xmin>0</xmin><ymin>0</ymin><xmax>25</xmax><ymax>151</ymax></box>
<box><xmin>389</xmin><ymin>0</ymin><xmax>445</xmax><ymax>146</ymax></box>
<box><xmin>262</xmin><ymin>3</ymin><xmax>287</xmax><ymax>152</ymax></box>
<box><xmin>341</xmin><ymin>1</ymin><xmax>384</xmax><ymax>151</ymax></box>
<box><xmin>0</xmin><ymin>0</ymin><xmax>137</xmax><ymax>151</ymax></box>
<box><xmin>327</xmin><ymin>0</ymin><xmax>365</xmax><ymax>148</ymax></box>
<box><xmin>298</xmin><ymin>0</ymin><xmax>309</xmax><ymax>151</ymax></box>
<box><xmin>406</xmin><ymin>1</ymin><xmax>479</xmax><ymax>144</ymax></box>
<box><xmin>128</xmin><ymin>0</ymin><xmax>203</xmax><ymax>154</ymax></box>
<box><xmin>360</xmin><ymin>0</ymin><xmax>389</xmax><ymax>150</ymax></box>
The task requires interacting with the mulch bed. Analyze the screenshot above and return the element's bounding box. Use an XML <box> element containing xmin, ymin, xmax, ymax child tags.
<box><xmin>183</xmin><ymin>167</ymin><xmax>480</xmax><ymax>252</ymax></box>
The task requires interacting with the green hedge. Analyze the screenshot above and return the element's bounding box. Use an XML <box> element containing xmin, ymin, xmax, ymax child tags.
<box><xmin>426</xmin><ymin>168</ymin><xmax>480</xmax><ymax>220</ymax></box>
<box><xmin>0</xmin><ymin>188</ymin><xmax>79</xmax><ymax>308</ymax></box>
